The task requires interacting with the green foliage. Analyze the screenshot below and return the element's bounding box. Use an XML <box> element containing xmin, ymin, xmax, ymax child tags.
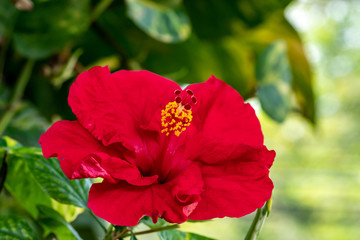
<box><xmin>0</xmin><ymin>216</ymin><xmax>38</xmax><ymax>240</ymax></box>
<box><xmin>0</xmin><ymin>137</ymin><xmax>86</xmax><ymax>239</ymax></box>
<box><xmin>0</xmin><ymin>0</ymin><xmax>318</xmax><ymax>239</ymax></box>
<box><xmin>126</xmin><ymin>0</ymin><xmax>191</xmax><ymax>43</ymax></box>
<box><xmin>37</xmin><ymin>205</ymin><xmax>82</xmax><ymax>240</ymax></box>
<box><xmin>13</xmin><ymin>0</ymin><xmax>90</xmax><ymax>59</ymax></box>
<box><xmin>158</xmin><ymin>229</ymin><xmax>185</xmax><ymax>240</ymax></box>
<box><xmin>142</xmin><ymin>217</ymin><xmax>215</xmax><ymax>240</ymax></box>
<box><xmin>256</xmin><ymin>40</ymin><xmax>292</xmax><ymax>122</ymax></box>
<box><xmin>15</xmin><ymin>147</ymin><xmax>91</xmax><ymax>209</ymax></box>
<box><xmin>0</xmin><ymin>0</ymin><xmax>16</xmax><ymax>37</ymax></box>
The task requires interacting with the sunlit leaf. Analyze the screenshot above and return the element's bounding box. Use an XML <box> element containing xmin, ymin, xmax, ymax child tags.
<box><xmin>256</xmin><ymin>40</ymin><xmax>292</xmax><ymax>122</ymax></box>
<box><xmin>125</xmin><ymin>0</ymin><xmax>191</xmax><ymax>43</ymax></box>
<box><xmin>0</xmin><ymin>216</ymin><xmax>38</xmax><ymax>240</ymax></box>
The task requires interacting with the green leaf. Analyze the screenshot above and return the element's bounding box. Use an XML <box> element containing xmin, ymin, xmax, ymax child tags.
<box><xmin>141</xmin><ymin>217</ymin><xmax>167</xmax><ymax>229</ymax></box>
<box><xmin>247</xmin><ymin>14</ymin><xmax>315</xmax><ymax>123</ymax></box>
<box><xmin>287</xmin><ymin>39</ymin><xmax>316</xmax><ymax>123</ymax></box>
<box><xmin>0</xmin><ymin>216</ymin><xmax>38</xmax><ymax>240</ymax></box>
<box><xmin>0</xmin><ymin>136</ymin><xmax>22</xmax><ymax>149</ymax></box>
<box><xmin>142</xmin><ymin>36</ymin><xmax>255</xmax><ymax>98</ymax></box>
<box><xmin>0</xmin><ymin>0</ymin><xmax>17</xmax><ymax>36</ymax></box>
<box><xmin>5</xmin><ymin>152</ymin><xmax>53</xmax><ymax>218</ymax></box>
<box><xmin>37</xmin><ymin>205</ymin><xmax>83</xmax><ymax>240</ymax></box>
<box><xmin>13</xmin><ymin>0</ymin><xmax>90</xmax><ymax>59</ymax></box>
<box><xmin>125</xmin><ymin>0</ymin><xmax>191</xmax><ymax>43</ymax></box>
<box><xmin>2</xmin><ymin>138</ymin><xmax>85</xmax><ymax>222</ymax></box>
<box><xmin>256</xmin><ymin>40</ymin><xmax>292</xmax><ymax>122</ymax></box>
<box><xmin>158</xmin><ymin>229</ymin><xmax>186</xmax><ymax>240</ymax></box>
<box><xmin>16</xmin><ymin>148</ymin><xmax>91</xmax><ymax>208</ymax></box>
<box><xmin>4</xmin><ymin>103</ymin><xmax>49</xmax><ymax>147</ymax></box>
<box><xmin>141</xmin><ymin>217</ymin><xmax>214</xmax><ymax>240</ymax></box>
<box><xmin>130</xmin><ymin>230</ymin><xmax>138</xmax><ymax>240</ymax></box>
<box><xmin>186</xmin><ymin>233</ymin><xmax>216</xmax><ymax>240</ymax></box>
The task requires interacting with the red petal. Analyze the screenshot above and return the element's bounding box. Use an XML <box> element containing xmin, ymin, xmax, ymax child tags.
<box><xmin>101</xmin><ymin>155</ymin><xmax>159</xmax><ymax>186</ymax></box>
<box><xmin>40</xmin><ymin>121</ymin><xmax>157</xmax><ymax>186</ymax></box>
<box><xmin>184</xmin><ymin>76</ymin><xmax>264</xmax><ymax>164</ymax></box>
<box><xmin>68</xmin><ymin>66</ymin><xmax>180</xmax><ymax>151</ymax></box>
<box><xmin>39</xmin><ymin>120</ymin><xmax>114</xmax><ymax>179</ymax></box>
<box><xmin>189</xmin><ymin>146</ymin><xmax>275</xmax><ymax>220</ymax></box>
<box><xmin>88</xmin><ymin>163</ymin><xmax>204</xmax><ymax>226</ymax></box>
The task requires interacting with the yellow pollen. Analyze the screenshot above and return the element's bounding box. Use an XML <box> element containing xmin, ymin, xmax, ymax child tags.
<box><xmin>161</xmin><ymin>101</ymin><xmax>192</xmax><ymax>137</ymax></box>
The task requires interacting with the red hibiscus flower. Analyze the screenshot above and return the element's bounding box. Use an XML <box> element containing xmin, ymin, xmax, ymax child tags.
<box><xmin>39</xmin><ymin>66</ymin><xmax>275</xmax><ymax>226</ymax></box>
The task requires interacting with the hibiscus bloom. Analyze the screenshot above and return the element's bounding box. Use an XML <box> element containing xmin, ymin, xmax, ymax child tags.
<box><xmin>39</xmin><ymin>66</ymin><xmax>275</xmax><ymax>226</ymax></box>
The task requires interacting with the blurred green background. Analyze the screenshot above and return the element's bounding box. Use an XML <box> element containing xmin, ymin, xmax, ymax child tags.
<box><xmin>0</xmin><ymin>0</ymin><xmax>359</xmax><ymax>239</ymax></box>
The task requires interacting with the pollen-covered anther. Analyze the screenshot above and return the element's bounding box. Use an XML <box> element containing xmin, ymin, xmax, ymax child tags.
<box><xmin>161</xmin><ymin>101</ymin><xmax>193</xmax><ymax>137</ymax></box>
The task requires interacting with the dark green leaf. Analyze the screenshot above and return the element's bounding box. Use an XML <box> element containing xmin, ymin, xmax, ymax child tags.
<box><xmin>0</xmin><ymin>149</ymin><xmax>7</xmax><ymax>194</ymax></box>
<box><xmin>0</xmin><ymin>216</ymin><xmax>38</xmax><ymax>240</ymax></box>
<box><xmin>256</xmin><ymin>40</ymin><xmax>292</xmax><ymax>122</ymax></box>
<box><xmin>16</xmin><ymin>148</ymin><xmax>91</xmax><ymax>208</ymax></box>
<box><xmin>4</xmin><ymin>103</ymin><xmax>49</xmax><ymax>147</ymax></box>
<box><xmin>0</xmin><ymin>0</ymin><xmax>17</xmax><ymax>36</ymax></box>
<box><xmin>125</xmin><ymin>0</ymin><xmax>191</xmax><ymax>43</ymax></box>
<box><xmin>142</xmin><ymin>36</ymin><xmax>255</xmax><ymax>97</ymax></box>
<box><xmin>13</xmin><ymin>0</ymin><xmax>90</xmax><ymax>59</ymax></box>
<box><xmin>37</xmin><ymin>205</ymin><xmax>82</xmax><ymax>240</ymax></box>
<box><xmin>183</xmin><ymin>0</ymin><xmax>291</xmax><ymax>40</ymax></box>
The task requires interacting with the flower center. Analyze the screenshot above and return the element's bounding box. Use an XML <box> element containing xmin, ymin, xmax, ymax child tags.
<box><xmin>160</xmin><ymin>89</ymin><xmax>197</xmax><ymax>137</ymax></box>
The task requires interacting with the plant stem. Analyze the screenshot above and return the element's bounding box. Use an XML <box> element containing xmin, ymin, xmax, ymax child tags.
<box><xmin>0</xmin><ymin>59</ymin><xmax>35</xmax><ymax>137</ymax></box>
<box><xmin>119</xmin><ymin>224</ymin><xmax>180</xmax><ymax>239</ymax></box>
<box><xmin>104</xmin><ymin>224</ymin><xmax>114</xmax><ymax>240</ymax></box>
<box><xmin>89</xmin><ymin>211</ymin><xmax>107</xmax><ymax>233</ymax></box>
<box><xmin>91</xmin><ymin>0</ymin><xmax>114</xmax><ymax>22</ymax></box>
<box><xmin>244</xmin><ymin>199</ymin><xmax>272</xmax><ymax>240</ymax></box>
